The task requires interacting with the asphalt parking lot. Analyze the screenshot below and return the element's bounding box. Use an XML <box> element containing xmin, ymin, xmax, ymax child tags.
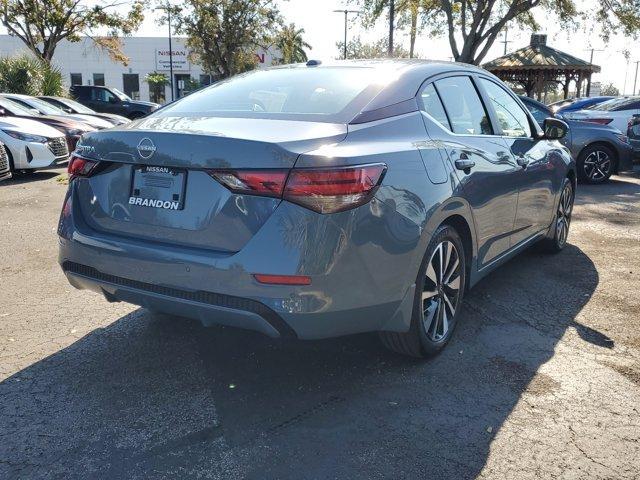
<box><xmin>1</xmin><ymin>168</ymin><xmax>639</xmax><ymax>479</ymax></box>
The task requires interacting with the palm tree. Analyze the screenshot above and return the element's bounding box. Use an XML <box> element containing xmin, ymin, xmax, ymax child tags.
<box><xmin>276</xmin><ymin>23</ymin><xmax>312</xmax><ymax>64</ymax></box>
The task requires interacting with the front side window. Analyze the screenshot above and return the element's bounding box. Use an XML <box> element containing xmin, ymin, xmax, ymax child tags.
<box><xmin>434</xmin><ymin>76</ymin><xmax>492</xmax><ymax>135</ymax></box>
<box><xmin>480</xmin><ymin>79</ymin><xmax>531</xmax><ymax>137</ymax></box>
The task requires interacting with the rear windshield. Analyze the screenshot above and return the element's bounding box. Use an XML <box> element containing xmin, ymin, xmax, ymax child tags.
<box><xmin>156</xmin><ymin>67</ymin><xmax>384</xmax><ymax>123</ymax></box>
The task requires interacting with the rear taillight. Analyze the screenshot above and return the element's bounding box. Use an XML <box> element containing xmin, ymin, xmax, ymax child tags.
<box><xmin>68</xmin><ymin>155</ymin><xmax>98</xmax><ymax>178</ymax></box>
<box><xmin>208</xmin><ymin>163</ymin><xmax>386</xmax><ymax>214</ymax></box>
<box><xmin>581</xmin><ymin>118</ymin><xmax>613</xmax><ymax>125</ymax></box>
<box><xmin>208</xmin><ymin>170</ymin><xmax>288</xmax><ymax>197</ymax></box>
<box><xmin>284</xmin><ymin>164</ymin><xmax>386</xmax><ymax>213</ymax></box>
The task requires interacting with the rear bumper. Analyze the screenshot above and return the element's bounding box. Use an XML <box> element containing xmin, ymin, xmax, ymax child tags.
<box><xmin>58</xmin><ymin>186</ymin><xmax>421</xmax><ymax>340</ymax></box>
<box><xmin>62</xmin><ymin>261</ymin><xmax>294</xmax><ymax>338</ymax></box>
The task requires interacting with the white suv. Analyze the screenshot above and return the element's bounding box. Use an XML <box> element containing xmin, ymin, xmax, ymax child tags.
<box><xmin>0</xmin><ymin>116</ymin><xmax>69</xmax><ymax>172</ymax></box>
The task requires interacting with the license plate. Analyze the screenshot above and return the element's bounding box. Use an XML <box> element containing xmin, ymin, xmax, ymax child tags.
<box><xmin>129</xmin><ymin>165</ymin><xmax>187</xmax><ymax>210</ymax></box>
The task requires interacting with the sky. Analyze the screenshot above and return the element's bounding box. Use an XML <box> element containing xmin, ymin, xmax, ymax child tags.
<box><xmin>2</xmin><ymin>0</ymin><xmax>639</xmax><ymax>95</ymax></box>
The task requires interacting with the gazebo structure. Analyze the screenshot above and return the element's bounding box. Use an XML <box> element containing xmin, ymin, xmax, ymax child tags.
<box><xmin>482</xmin><ymin>34</ymin><xmax>600</xmax><ymax>101</ymax></box>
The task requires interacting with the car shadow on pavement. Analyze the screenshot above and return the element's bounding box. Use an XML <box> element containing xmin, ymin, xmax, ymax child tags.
<box><xmin>0</xmin><ymin>244</ymin><xmax>604</xmax><ymax>479</ymax></box>
<box><xmin>0</xmin><ymin>170</ymin><xmax>63</xmax><ymax>186</ymax></box>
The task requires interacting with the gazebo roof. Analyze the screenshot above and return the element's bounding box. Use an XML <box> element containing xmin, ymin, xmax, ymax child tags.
<box><xmin>483</xmin><ymin>34</ymin><xmax>600</xmax><ymax>73</ymax></box>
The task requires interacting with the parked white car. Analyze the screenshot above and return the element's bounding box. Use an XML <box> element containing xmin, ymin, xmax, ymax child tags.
<box><xmin>1</xmin><ymin>94</ymin><xmax>114</xmax><ymax>130</ymax></box>
<box><xmin>0</xmin><ymin>141</ymin><xmax>11</xmax><ymax>180</ymax></box>
<box><xmin>563</xmin><ymin>96</ymin><xmax>640</xmax><ymax>133</ymax></box>
<box><xmin>0</xmin><ymin>116</ymin><xmax>69</xmax><ymax>172</ymax></box>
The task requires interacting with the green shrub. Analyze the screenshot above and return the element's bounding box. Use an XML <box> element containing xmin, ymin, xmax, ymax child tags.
<box><xmin>0</xmin><ymin>54</ymin><xmax>65</xmax><ymax>96</ymax></box>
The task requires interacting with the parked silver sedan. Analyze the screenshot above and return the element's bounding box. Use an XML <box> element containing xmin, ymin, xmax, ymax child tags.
<box><xmin>520</xmin><ymin>96</ymin><xmax>634</xmax><ymax>183</ymax></box>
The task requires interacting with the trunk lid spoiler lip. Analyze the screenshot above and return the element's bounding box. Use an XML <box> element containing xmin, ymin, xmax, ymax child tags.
<box><xmin>75</xmin><ymin>119</ymin><xmax>349</xmax><ymax>169</ymax></box>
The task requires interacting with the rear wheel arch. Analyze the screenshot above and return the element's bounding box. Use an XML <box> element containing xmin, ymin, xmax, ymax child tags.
<box><xmin>440</xmin><ymin>214</ymin><xmax>473</xmax><ymax>291</ymax></box>
<box><xmin>5</xmin><ymin>147</ymin><xmax>15</xmax><ymax>172</ymax></box>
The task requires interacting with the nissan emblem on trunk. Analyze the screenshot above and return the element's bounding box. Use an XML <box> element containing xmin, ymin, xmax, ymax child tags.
<box><xmin>137</xmin><ymin>138</ymin><xmax>156</xmax><ymax>159</ymax></box>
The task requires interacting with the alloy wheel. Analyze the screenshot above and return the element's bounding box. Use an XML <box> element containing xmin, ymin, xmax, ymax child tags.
<box><xmin>556</xmin><ymin>183</ymin><xmax>573</xmax><ymax>247</ymax></box>
<box><xmin>583</xmin><ymin>150</ymin><xmax>611</xmax><ymax>181</ymax></box>
<box><xmin>422</xmin><ymin>241</ymin><xmax>462</xmax><ymax>342</ymax></box>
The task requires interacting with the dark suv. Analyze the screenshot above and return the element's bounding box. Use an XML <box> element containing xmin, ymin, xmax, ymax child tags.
<box><xmin>69</xmin><ymin>86</ymin><xmax>160</xmax><ymax>120</ymax></box>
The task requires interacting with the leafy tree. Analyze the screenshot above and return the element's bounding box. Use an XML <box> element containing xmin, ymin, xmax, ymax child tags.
<box><xmin>440</xmin><ymin>0</ymin><xmax>640</xmax><ymax>64</ymax></box>
<box><xmin>355</xmin><ymin>0</ymin><xmax>438</xmax><ymax>58</ymax></box>
<box><xmin>172</xmin><ymin>0</ymin><xmax>282</xmax><ymax>78</ymax></box>
<box><xmin>336</xmin><ymin>36</ymin><xmax>410</xmax><ymax>59</ymax></box>
<box><xmin>275</xmin><ymin>23</ymin><xmax>311</xmax><ymax>64</ymax></box>
<box><xmin>354</xmin><ymin>0</ymin><xmax>640</xmax><ymax>65</ymax></box>
<box><xmin>1</xmin><ymin>0</ymin><xmax>144</xmax><ymax>65</ymax></box>
<box><xmin>600</xmin><ymin>83</ymin><xmax>620</xmax><ymax>96</ymax></box>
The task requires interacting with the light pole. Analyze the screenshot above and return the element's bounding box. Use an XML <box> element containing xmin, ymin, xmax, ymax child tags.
<box><xmin>388</xmin><ymin>0</ymin><xmax>395</xmax><ymax>56</ymax></box>
<box><xmin>500</xmin><ymin>27</ymin><xmax>512</xmax><ymax>55</ymax></box>
<box><xmin>584</xmin><ymin>48</ymin><xmax>603</xmax><ymax>97</ymax></box>
<box><xmin>634</xmin><ymin>61</ymin><xmax>640</xmax><ymax>96</ymax></box>
<box><xmin>155</xmin><ymin>3</ymin><xmax>175</xmax><ymax>102</ymax></box>
<box><xmin>333</xmin><ymin>9</ymin><xmax>361</xmax><ymax>60</ymax></box>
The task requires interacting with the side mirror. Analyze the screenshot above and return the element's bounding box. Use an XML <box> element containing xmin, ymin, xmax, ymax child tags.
<box><xmin>30</xmin><ymin>108</ymin><xmax>41</xmax><ymax>115</ymax></box>
<box><xmin>0</xmin><ymin>107</ymin><xmax>5</xmax><ymax>116</ymax></box>
<box><xmin>542</xmin><ymin>117</ymin><xmax>568</xmax><ymax>140</ymax></box>
<box><xmin>108</xmin><ymin>97</ymin><xmax>117</xmax><ymax>104</ymax></box>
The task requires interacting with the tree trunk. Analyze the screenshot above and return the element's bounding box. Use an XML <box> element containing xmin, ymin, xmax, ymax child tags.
<box><xmin>409</xmin><ymin>6</ymin><xmax>417</xmax><ymax>58</ymax></box>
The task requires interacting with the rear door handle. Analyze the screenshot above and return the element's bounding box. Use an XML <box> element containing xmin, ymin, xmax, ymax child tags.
<box><xmin>455</xmin><ymin>158</ymin><xmax>475</xmax><ymax>171</ymax></box>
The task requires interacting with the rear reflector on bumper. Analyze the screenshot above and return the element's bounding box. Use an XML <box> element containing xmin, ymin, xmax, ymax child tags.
<box><xmin>208</xmin><ymin>163</ymin><xmax>386</xmax><ymax>214</ymax></box>
<box><xmin>253</xmin><ymin>274</ymin><xmax>312</xmax><ymax>285</ymax></box>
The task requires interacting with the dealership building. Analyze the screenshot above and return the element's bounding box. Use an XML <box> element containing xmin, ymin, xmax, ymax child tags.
<box><xmin>0</xmin><ymin>35</ymin><xmax>276</xmax><ymax>104</ymax></box>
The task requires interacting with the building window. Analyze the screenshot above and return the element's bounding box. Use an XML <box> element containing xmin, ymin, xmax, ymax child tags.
<box><xmin>93</xmin><ymin>73</ymin><xmax>105</xmax><ymax>86</ymax></box>
<box><xmin>122</xmin><ymin>73</ymin><xmax>140</xmax><ymax>100</ymax></box>
<box><xmin>70</xmin><ymin>73</ymin><xmax>82</xmax><ymax>86</ymax></box>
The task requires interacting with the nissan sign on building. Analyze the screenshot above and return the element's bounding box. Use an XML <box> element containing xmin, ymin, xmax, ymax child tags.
<box><xmin>155</xmin><ymin>49</ymin><xmax>190</xmax><ymax>72</ymax></box>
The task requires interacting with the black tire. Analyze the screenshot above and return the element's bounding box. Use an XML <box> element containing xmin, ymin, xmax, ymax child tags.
<box><xmin>380</xmin><ymin>224</ymin><xmax>466</xmax><ymax>357</ymax></box>
<box><xmin>539</xmin><ymin>177</ymin><xmax>574</xmax><ymax>253</ymax></box>
<box><xmin>577</xmin><ymin>144</ymin><xmax>615</xmax><ymax>184</ymax></box>
<box><xmin>6</xmin><ymin>148</ymin><xmax>15</xmax><ymax>173</ymax></box>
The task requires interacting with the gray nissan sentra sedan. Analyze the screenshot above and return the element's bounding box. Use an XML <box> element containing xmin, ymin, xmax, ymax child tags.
<box><xmin>58</xmin><ymin>60</ymin><xmax>576</xmax><ymax>357</ymax></box>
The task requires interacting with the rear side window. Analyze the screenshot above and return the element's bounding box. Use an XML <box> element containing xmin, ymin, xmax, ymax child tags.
<box><xmin>435</xmin><ymin>76</ymin><xmax>492</xmax><ymax>135</ymax></box>
<box><xmin>480</xmin><ymin>79</ymin><xmax>531</xmax><ymax>137</ymax></box>
<box><xmin>419</xmin><ymin>84</ymin><xmax>451</xmax><ymax>129</ymax></box>
<box><xmin>73</xmin><ymin>87</ymin><xmax>89</xmax><ymax>99</ymax></box>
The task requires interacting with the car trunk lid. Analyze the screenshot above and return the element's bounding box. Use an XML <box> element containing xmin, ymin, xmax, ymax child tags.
<box><xmin>74</xmin><ymin>117</ymin><xmax>347</xmax><ymax>252</ymax></box>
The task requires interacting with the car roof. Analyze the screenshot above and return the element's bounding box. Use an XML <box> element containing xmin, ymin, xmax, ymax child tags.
<box><xmin>269</xmin><ymin>59</ymin><xmax>497</xmax><ymax>114</ymax></box>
